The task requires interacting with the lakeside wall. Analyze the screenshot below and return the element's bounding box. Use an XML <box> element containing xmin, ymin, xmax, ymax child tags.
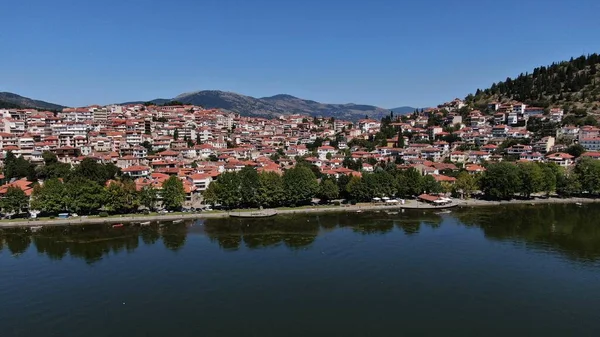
<box><xmin>1</xmin><ymin>197</ymin><xmax>599</xmax><ymax>229</ymax></box>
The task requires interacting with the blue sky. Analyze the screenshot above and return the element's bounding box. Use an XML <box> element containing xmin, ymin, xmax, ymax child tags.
<box><xmin>2</xmin><ymin>0</ymin><xmax>599</xmax><ymax>108</ymax></box>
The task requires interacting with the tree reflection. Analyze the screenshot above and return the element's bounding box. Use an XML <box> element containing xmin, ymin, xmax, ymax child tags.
<box><xmin>161</xmin><ymin>222</ymin><xmax>188</xmax><ymax>251</ymax></box>
<box><xmin>204</xmin><ymin>215</ymin><xmax>320</xmax><ymax>251</ymax></box>
<box><xmin>140</xmin><ymin>226</ymin><xmax>160</xmax><ymax>245</ymax></box>
<box><xmin>454</xmin><ymin>204</ymin><xmax>600</xmax><ymax>261</ymax></box>
<box><xmin>2</xmin><ymin>204</ymin><xmax>599</xmax><ymax>262</ymax></box>
<box><xmin>3</xmin><ymin>229</ymin><xmax>31</xmax><ymax>256</ymax></box>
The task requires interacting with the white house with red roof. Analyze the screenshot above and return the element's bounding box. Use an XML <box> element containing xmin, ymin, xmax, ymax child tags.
<box><xmin>545</xmin><ymin>152</ymin><xmax>574</xmax><ymax>167</ymax></box>
<box><xmin>122</xmin><ymin>165</ymin><xmax>151</xmax><ymax>178</ymax></box>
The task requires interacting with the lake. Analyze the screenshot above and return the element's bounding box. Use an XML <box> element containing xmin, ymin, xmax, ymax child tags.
<box><xmin>1</xmin><ymin>204</ymin><xmax>600</xmax><ymax>337</ymax></box>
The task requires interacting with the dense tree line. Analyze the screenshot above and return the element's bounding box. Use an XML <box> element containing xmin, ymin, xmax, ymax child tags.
<box><xmin>203</xmin><ymin>165</ymin><xmax>319</xmax><ymax>208</ymax></box>
<box><xmin>1</xmin><ymin>151</ymin><xmax>187</xmax><ymax>216</ymax></box>
<box><xmin>479</xmin><ymin>159</ymin><xmax>600</xmax><ymax>200</ymax></box>
<box><xmin>28</xmin><ymin>175</ymin><xmax>186</xmax><ymax>216</ymax></box>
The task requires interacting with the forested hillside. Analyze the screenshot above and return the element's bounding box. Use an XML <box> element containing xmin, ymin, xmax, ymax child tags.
<box><xmin>467</xmin><ymin>54</ymin><xmax>600</xmax><ymax>113</ymax></box>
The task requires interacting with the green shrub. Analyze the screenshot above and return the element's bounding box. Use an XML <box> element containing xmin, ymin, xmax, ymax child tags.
<box><xmin>99</xmin><ymin>212</ymin><xmax>109</xmax><ymax>217</ymax></box>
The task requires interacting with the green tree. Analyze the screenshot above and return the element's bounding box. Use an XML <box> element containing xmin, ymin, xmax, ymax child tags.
<box><xmin>139</xmin><ymin>185</ymin><xmax>159</xmax><ymax>211</ymax></box>
<box><xmin>540</xmin><ymin>165</ymin><xmax>558</xmax><ymax>196</ymax></box>
<box><xmin>173</xmin><ymin>129</ymin><xmax>179</xmax><ymax>140</ymax></box>
<box><xmin>3</xmin><ymin>151</ymin><xmax>35</xmax><ymax>181</ymax></box>
<box><xmin>567</xmin><ymin>144</ymin><xmax>586</xmax><ymax>158</ymax></box>
<box><xmin>105</xmin><ymin>180</ymin><xmax>139</xmax><ymax>214</ymax></box>
<box><xmin>480</xmin><ymin>162</ymin><xmax>522</xmax><ymax>200</ymax></box>
<box><xmin>421</xmin><ymin>175</ymin><xmax>442</xmax><ymax>194</ymax></box>
<box><xmin>346</xmin><ymin>176</ymin><xmax>369</xmax><ymax>201</ymax></box>
<box><xmin>518</xmin><ymin>162</ymin><xmax>544</xmax><ymax>198</ymax></box>
<box><xmin>318</xmin><ymin>179</ymin><xmax>339</xmax><ymax>203</ymax></box>
<box><xmin>36</xmin><ymin>152</ymin><xmax>72</xmax><ymax>179</ymax></box>
<box><xmin>283</xmin><ymin>165</ymin><xmax>319</xmax><ymax>206</ymax></box>
<box><xmin>213</xmin><ymin>172</ymin><xmax>242</xmax><ymax>209</ymax></box>
<box><xmin>574</xmin><ymin>157</ymin><xmax>600</xmax><ymax>195</ymax></box>
<box><xmin>557</xmin><ymin>170</ymin><xmax>581</xmax><ymax>197</ymax></box>
<box><xmin>161</xmin><ymin>176</ymin><xmax>186</xmax><ymax>211</ymax></box>
<box><xmin>396</xmin><ymin>168</ymin><xmax>422</xmax><ymax>197</ymax></box>
<box><xmin>70</xmin><ymin>158</ymin><xmax>120</xmax><ymax>185</ymax></box>
<box><xmin>239</xmin><ymin>166</ymin><xmax>260</xmax><ymax>207</ymax></box>
<box><xmin>454</xmin><ymin>171</ymin><xmax>478</xmax><ymax>198</ymax></box>
<box><xmin>30</xmin><ymin>178</ymin><xmax>66</xmax><ymax>215</ymax></box>
<box><xmin>202</xmin><ymin>181</ymin><xmax>219</xmax><ymax>206</ymax></box>
<box><xmin>257</xmin><ymin>172</ymin><xmax>285</xmax><ymax>208</ymax></box>
<box><xmin>1</xmin><ymin>186</ymin><xmax>29</xmax><ymax>215</ymax></box>
<box><xmin>64</xmin><ymin>178</ymin><xmax>106</xmax><ymax>215</ymax></box>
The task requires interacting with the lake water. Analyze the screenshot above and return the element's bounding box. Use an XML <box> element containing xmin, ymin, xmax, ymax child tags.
<box><xmin>1</xmin><ymin>204</ymin><xmax>600</xmax><ymax>337</ymax></box>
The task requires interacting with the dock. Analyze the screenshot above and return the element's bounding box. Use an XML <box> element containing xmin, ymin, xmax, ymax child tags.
<box><xmin>229</xmin><ymin>210</ymin><xmax>278</xmax><ymax>218</ymax></box>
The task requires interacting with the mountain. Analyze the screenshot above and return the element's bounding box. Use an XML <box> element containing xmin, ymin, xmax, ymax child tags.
<box><xmin>467</xmin><ymin>53</ymin><xmax>600</xmax><ymax>113</ymax></box>
<box><xmin>0</xmin><ymin>92</ymin><xmax>65</xmax><ymax>110</ymax></box>
<box><xmin>171</xmin><ymin>90</ymin><xmax>391</xmax><ymax>120</ymax></box>
<box><xmin>0</xmin><ymin>100</ymin><xmax>23</xmax><ymax>109</ymax></box>
<box><xmin>390</xmin><ymin>106</ymin><xmax>418</xmax><ymax>114</ymax></box>
<box><xmin>120</xmin><ymin>98</ymin><xmax>171</xmax><ymax>106</ymax></box>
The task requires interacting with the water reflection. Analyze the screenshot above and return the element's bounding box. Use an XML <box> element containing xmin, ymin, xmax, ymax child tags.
<box><xmin>1</xmin><ymin>204</ymin><xmax>600</xmax><ymax>263</ymax></box>
<box><xmin>0</xmin><ymin>222</ymin><xmax>190</xmax><ymax>264</ymax></box>
<box><xmin>453</xmin><ymin>203</ymin><xmax>600</xmax><ymax>262</ymax></box>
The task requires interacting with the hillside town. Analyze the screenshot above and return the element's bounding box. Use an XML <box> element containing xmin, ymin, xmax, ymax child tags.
<box><xmin>0</xmin><ymin>98</ymin><xmax>599</xmax><ymax>210</ymax></box>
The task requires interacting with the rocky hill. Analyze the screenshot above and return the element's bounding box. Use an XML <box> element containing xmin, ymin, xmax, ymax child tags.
<box><xmin>466</xmin><ymin>54</ymin><xmax>600</xmax><ymax>113</ymax></box>
<box><xmin>0</xmin><ymin>92</ymin><xmax>65</xmax><ymax>111</ymax></box>
<box><xmin>173</xmin><ymin>90</ymin><xmax>391</xmax><ymax>120</ymax></box>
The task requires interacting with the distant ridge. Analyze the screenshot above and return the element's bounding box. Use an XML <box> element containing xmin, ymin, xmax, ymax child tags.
<box><xmin>0</xmin><ymin>92</ymin><xmax>65</xmax><ymax>110</ymax></box>
<box><xmin>120</xmin><ymin>98</ymin><xmax>171</xmax><ymax>106</ymax></box>
<box><xmin>390</xmin><ymin>106</ymin><xmax>418</xmax><ymax>114</ymax></box>
<box><xmin>2</xmin><ymin>89</ymin><xmax>416</xmax><ymax>121</ymax></box>
<box><xmin>171</xmin><ymin>90</ymin><xmax>392</xmax><ymax>120</ymax></box>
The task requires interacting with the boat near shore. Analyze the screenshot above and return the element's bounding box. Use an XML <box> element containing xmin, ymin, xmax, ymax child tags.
<box><xmin>229</xmin><ymin>210</ymin><xmax>278</xmax><ymax>218</ymax></box>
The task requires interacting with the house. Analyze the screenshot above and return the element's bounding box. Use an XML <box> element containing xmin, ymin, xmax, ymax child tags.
<box><xmin>492</xmin><ymin>125</ymin><xmax>509</xmax><ymax>138</ymax></box>
<box><xmin>468</xmin><ymin>151</ymin><xmax>491</xmax><ymax>163</ymax></box>
<box><xmin>186</xmin><ymin>173</ymin><xmax>212</xmax><ymax>191</ymax></box>
<box><xmin>520</xmin><ymin>152</ymin><xmax>544</xmax><ymax>162</ymax></box>
<box><xmin>432</xmin><ymin>174</ymin><xmax>456</xmax><ymax>184</ymax></box>
<box><xmin>506</xmin><ymin>145</ymin><xmax>532</xmax><ymax>156</ymax></box>
<box><xmin>122</xmin><ymin>165</ymin><xmax>151</xmax><ymax>178</ymax></box>
<box><xmin>532</xmin><ymin>136</ymin><xmax>555</xmax><ymax>154</ymax></box>
<box><xmin>465</xmin><ymin>164</ymin><xmax>486</xmax><ymax>174</ymax></box>
<box><xmin>317</xmin><ymin>146</ymin><xmax>336</xmax><ymax>160</ymax></box>
<box><xmin>450</xmin><ymin>151</ymin><xmax>467</xmax><ymax>163</ymax></box>
<box><xmin>580</xmin><ymin>138</ymin><xmax>600</xmax><ymax>151</ymax></box>
<box><xmin>581</xmin><ymin>152</ymin><xmax>600</xmax><ymax>160</ymax></box>
<box><xmin>0</xmin><ymin>178</ymin><xmax>34</xmax><ymax>197</ymax></box>
<box><xmin>545</xmin><ymin>152</ymin><xmax>574</xmax><ymax>167</ymax></box>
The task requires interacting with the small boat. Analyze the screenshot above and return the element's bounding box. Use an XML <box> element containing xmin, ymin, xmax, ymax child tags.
<box><xmin>140</xmin><ymin>221</ymin><xmax>151</xmax><ymax>226</ymax></box>
<box><xmin>30</xmin><ymin>226</ymin><xmax>43</xmax><ymax>232</ymax></box>
<box><xmin>575</xmin><ymin>202</ymin><xmax>583</xmax><ymax>206</ymax></box>
<box><xmin>173</xmin><ymin>219</ymin><xmax>183</xmax><ymax>224</ymax></box>
<box><xmin>112</xmin><ymin>224</ymin><xmax>124</xmax><ymax>228</ymax></box>
<box><xmin>356</xmin><ymin>210</ymin><xmax>363</xmax><ymax>213</ymax></box>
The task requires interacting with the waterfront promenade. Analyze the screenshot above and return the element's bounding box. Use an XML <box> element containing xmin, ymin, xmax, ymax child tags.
<box><xmin>0</xmin><ymin>197</ymin><xmax>598</xmax><ymax>228</ymax></box>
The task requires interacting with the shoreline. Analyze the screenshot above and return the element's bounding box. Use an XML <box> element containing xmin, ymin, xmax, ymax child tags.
<box><xmin>0</xmin><ymin>197</ymin><xmax>598</xmax><ymax>229</ymax></box>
